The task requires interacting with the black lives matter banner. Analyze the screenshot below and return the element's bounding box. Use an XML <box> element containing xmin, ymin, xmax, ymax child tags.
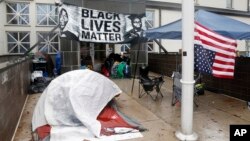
<box><xmin>59</xmin><ymin>4</ymin><xmax>146</xmax><ymax>43</ymax></box>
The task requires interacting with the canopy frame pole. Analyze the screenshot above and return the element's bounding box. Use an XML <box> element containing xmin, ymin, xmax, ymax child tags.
<box><xmin>23</xmin><ymin>24</ymin><xmax>59</xmax><ymax>56</ymax></box>
<box><xmin>175</xmin><ymin>0</ymin><xmax>198</xmax><ymax>140</ymax></box>
<box><xmin>153</xmin><ymin>39</ymin><xmax>168</xmax><ymax>54</ymax></box>
<box><xmin>131</xmin><ymin>38</ymin><xmax>141</xmax><ymax>95</ymax></box>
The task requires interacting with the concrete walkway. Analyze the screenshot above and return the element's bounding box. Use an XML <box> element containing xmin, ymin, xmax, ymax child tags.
<box><xmin>14</xmin><ymin>75</ymin><xmax>250</xmax><ymax>141</ymax></box>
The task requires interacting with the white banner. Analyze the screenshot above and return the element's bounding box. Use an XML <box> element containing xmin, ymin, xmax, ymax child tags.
<box><xmin>59</xmin><ymin>4</ymin><xmax>146</xmax><ymax>43</ymax></box>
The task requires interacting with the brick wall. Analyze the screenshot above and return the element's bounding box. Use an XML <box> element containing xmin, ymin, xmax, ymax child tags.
<box><xmin>148</xmin><ymin>53</ymin><xmax>250</xmax><ymax>101</ymax></box>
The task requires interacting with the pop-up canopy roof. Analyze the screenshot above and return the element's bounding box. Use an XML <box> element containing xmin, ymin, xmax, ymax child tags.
<box><xmin>145</xmin><ymin>10</ymin><xmax>250</xmax><ymax>40</ymax></box>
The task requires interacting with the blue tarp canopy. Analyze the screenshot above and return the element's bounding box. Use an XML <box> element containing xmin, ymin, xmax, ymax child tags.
<box><xmin>144</xmin><ymin>10</ymin><xmax>250</xmax><ymax>40</ymax></box>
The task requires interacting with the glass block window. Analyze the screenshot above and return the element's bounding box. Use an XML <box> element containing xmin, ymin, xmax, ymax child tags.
<box><xmin>7</xmin><ymin>32</ymin><xmax>30</xmax><ymax>54</ymax></box>
<box><xmin>227</xmin><ymin>0</ymin><xmax>233</xmax><ymax>9</ymax></box>
<box><xmin>147</xmin><ymin>42</ymin><xmax>153</xmax><ymax>52</ymax></box>
<box><xmin>146</xmin><ymin>10</ymin><xmax>154</xmax><ymax>29</ymax></box>
<box><xmin>194</xmin><ymin>0</ymin><xmax>199</xmax><ymax>5</ymax></box>
<box><xmin>246</xmin><ymin>40</ymin><xmax>250</xmax><ymax>57</ymax></box>
<box><xmin>36</xmin><ymin>4</ymin><xmax>58</xmax><ymax>26</ymax></box>
<box><xmin>6</xmin><ymin>2</ymin><xmax>29</xmax><ymax>25</ymax></box>
<box><xmin>37</xmin><ymin>32</ymin><xmax>60</xmax><ymax>54</ymax></box>
<box><xmin>146</xmin><ymin>10</ymin><xmax>155</xmax><ymax>52</ymax></box>
<box><xmin>121</xmin><ymin>44</ymin><xmax>130</xmax><ymax>53</ymax></box>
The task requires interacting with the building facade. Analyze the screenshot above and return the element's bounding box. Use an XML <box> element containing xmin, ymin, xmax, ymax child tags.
<box><xmin>0</xmin><ymin>0</ymin><xmax>60</xmax><ymax>55</ymax></box>
<box><xmin>146</xmin><ymin>0</ymin><xmax>250</xmax><ymax>55</ymax></box>
<box><xmin>0</xmin><ymin>0</ymin><xmax>250</xmax><ymax>67</ymax></box>
<box><xmin>0</xmin><ymin>0</ymin><xmax>147</xmax><ymax>73</ymax></box>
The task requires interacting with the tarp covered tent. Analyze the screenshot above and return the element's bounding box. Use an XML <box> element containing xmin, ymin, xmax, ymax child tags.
<box><xmin>145</xmin><ymin>10</ymin><xmax>250</xmax><ymax>40</ymax></box>
<box><xmin>32</xmin><ymin>69</ymin><xmax>144</xmax><ymax>141</ymax></box>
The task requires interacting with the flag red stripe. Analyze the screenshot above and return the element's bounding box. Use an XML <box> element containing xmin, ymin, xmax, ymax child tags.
<box><xmin>195</xmin><ymin>22</ymin><xmax>237</xmax><ymax>79</ymax></box>
<box><xmin>216</xmin><ymin>52</ymin><xmax>236</xmax><ymax>59</ymax></box>
<box><xmin>194</xmin><ymin>28</ymin><xmax>237</xmax><ymax>47</ymax></box>
<box><xmin>194</xmin><ymin>36</ymin><xmax>236</xmax><ymax>53</ymax></box>
<box><xmin>213</xmin><ymin>74</ymin><xmax>234</xmax><ymax>79</ymax></box>
<box><xmin>195</xmin><ymin>22</ymin><xmax>237</xmax><ymax>44</ymax></box>
<box><xmin>213</xmin><ymin>60</ymin><xmax>235</xmax><ymax>66</ymax></box>
<box><xmin>212</xmin><ymin>66</ymin><xmax>235</xmax><ymax>72</ymax></box>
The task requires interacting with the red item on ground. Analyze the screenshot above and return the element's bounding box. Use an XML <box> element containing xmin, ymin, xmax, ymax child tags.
<box><xmin>35</xmin><ymin>104</ymin><xmax>135</xmax><ymax>139</ymax></box>
<box><xmin>36</xmin><ymin>124</ymin><xmax>51</xmax><ymax>139</ymax></box>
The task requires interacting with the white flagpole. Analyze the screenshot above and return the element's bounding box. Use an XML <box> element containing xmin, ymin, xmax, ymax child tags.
<box><xmin>175</xmin><ymin>0</ymin><xmax>198</xmax><ymax>140</ymax></box>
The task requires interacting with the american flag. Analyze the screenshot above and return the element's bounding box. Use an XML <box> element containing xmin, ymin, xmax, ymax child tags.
<box><xmin>194</xmin><ymin>22</ymin><xmax>237</xmax><ymax>79</ymax></box>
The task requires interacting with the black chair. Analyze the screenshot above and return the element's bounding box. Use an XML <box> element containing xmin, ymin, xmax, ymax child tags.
<box><xmin>138</xmin><ymin>66</ymin><xmax>164</xmax><ymax>101</ymax></box>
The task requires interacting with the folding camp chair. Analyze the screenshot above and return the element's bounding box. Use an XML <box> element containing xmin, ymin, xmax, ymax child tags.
<box><xmin>171</xmin><ymin>71</ymin><xmax>199</xmax><ymax>107</ymax></box>
<box><xmin>138</xmin><ymin>66</ymin><xmax>164</xmax><ymax>101</ymax></box>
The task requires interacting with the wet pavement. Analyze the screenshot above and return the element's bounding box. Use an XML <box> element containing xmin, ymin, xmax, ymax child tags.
<box><xmin>13</xmin><ymin>75</ymin><xmax>250</xmax><ymax>141</ymax></box>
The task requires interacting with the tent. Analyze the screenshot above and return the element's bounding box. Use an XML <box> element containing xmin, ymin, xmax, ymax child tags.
<box><xmin>144</xmin><ymin>9</ymin><xmax>250</xmax><ymax>140</ymax></box>
<box><xmin>32</xmin><ymin>69</ymin><xmax>145</xmax><ymax>141</ymax></box>
<box><xmin>145</xmin><ymin>9</ymin><xmax>250</xmax><ymax>40</ymax></box>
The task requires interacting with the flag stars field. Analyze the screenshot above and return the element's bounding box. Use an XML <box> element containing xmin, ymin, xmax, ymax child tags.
<box><xmin>194</xmin><ymin>22</ymin><xmax>237</xmax><ymax>79</ymax></box>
